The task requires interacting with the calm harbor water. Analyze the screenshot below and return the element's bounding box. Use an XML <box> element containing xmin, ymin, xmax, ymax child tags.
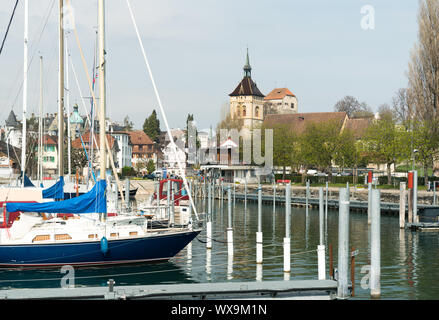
<box><xmin>0</xmin><ymin>196</ymin><xmax>438</xmax><ymax>300</ymax></box>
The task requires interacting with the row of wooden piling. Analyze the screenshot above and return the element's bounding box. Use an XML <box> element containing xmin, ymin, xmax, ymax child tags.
<box><xmin>190</xmin><ymin>177</ymin><xmax>382</xmax><ymax>299</ymax></box>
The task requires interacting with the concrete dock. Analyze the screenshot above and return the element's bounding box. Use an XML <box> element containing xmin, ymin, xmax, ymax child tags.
<box><xmin>0</xmin><ymin>279</ymin><xmax>339</xmax><ymax>300</ymax></box>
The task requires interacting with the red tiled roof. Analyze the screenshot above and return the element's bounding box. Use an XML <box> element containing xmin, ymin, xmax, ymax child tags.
<box><xmin>264</xmin><ymin>112</ymin><xmax>348</xmax><ymax>135</ymax></box>
<box><xmin>128</xmin><ymin>130</ymin><xmax>154</xmax><ymax>145</ymax></box>
<box><xmin>264</xmin><ymin>88</ymin><xmax>295</xmax><ymax>100</ymax></box>
<box><xmin>71</xmin><ymin>131</ymin><xmax>115</xmax><ymax>149</ymax></box>
<box><xmin>344</xmin><ymin>117</ymin><xmax>372</xmax><ymax>139</ymax></box>
<box><xmin>43</xmin><ymin>134</ymin><xmax>58</xmax><ymax>145</ymax></box>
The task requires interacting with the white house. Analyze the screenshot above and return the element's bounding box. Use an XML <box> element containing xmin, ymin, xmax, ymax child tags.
<box><xmin>41</xmin><ymin>135</ymin><xmax>58</xmax><ymax>176</ymax></box>
<box><xmin>162</xmin><ymin>142</ymin><xmax>186</xmax><ymax>175</ymax></box>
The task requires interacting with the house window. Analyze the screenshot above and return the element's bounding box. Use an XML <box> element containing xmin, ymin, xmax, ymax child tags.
<box><xmin>255</xmin><ymin>106</ymin><xmax>260</xmax><ymax>117</ymax></box>
<box><xmin>139</xmin><ymin>145</ymin><xmax>143</xmax><ymax>151</ymax></box>
<box><xmin>291</xmin><ymin>103</ymin><xmax>295</xmax><ymax>109</ymax></box>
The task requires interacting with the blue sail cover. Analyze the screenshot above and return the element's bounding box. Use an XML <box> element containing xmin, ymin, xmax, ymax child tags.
<box><xmin>42</xmin><ymin>176</ymin><xmax>64</xmax><ymax>200</ymax></box>
<box><xmin>23</xmin><ymin>174</ymin><xmax>35</xmax><ymax>187</ymax></box>
<box><xmin>7</xmin><ymin>180</ymin><xmax>107</xmax><ymax>214</ymax></box>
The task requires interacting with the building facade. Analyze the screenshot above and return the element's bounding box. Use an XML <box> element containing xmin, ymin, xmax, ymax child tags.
<box><xmin>128</xmin><ymin>130</ymin><xmax>157</xmax><ymax>172</ymax></box>
<box><xmin>71</xmin><ymin>132</ymin><xmax>119</xmax><ymax>175</ymax></box>
<box><xmin>110</xmin><ymin>131</ymin><xmax>132</xmax><ymax>171</ymax></box>
<box><xmin>41</xmin><ymin>135</ymin><xmax>58</xmax><ymax>176</ymax></box>
<box><xmin>264</xmin><ymin>88</ymin><xmax>298</xmax><ymax>115</ymax></box>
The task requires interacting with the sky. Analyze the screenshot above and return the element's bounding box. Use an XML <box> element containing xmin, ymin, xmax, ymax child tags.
<box><xmin>0</xmin><ymin>0</ymin><xmax>420</xmax><ymax>133</ymax></box>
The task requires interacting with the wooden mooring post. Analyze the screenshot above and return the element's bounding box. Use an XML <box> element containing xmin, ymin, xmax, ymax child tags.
<box><xmin>337</xmin><ymin>187</ymin><xmax>350</xmax><ymax>300</ymax></box>
<box><xmin>400</xmin><ymin>182</ymin><xmax>406</xmax><ymax>229</ymax></box>
<box><xmin>350</xmin><ymin>246</ymin><xmax>356</xmax><ymax>297</ymax></box>
<box><xmin>329</xmin><ymin>243</ymin><xmax>334</xmax><ymax>279</ymax></box>
<box><xmin>206</xmin><ymin>180</ymin><xmax>212</xmax><ymax>249</ymax></box>
<box><xmin>170</xmin><ymin>181</ymin><xmax>175</xmax><ymax>225</ymax></box>
<box><xmin>284</xmin><ymin>183</ymin><xmax>291</xmax><ymax>274</ymax></box>
<box><xmin>256</xmin><ymin>184</ymin><xmax>263</xmax><ymax>264</ymax></box>
<box><xmin>318</xmin><ymin>187</ymin><xmax>326</xmax><ymax>280</ymax></box>
<box><xmin>413</xmin><ymin>170</ymin><xmax>418</xmax><ymax>224</ymax></box>
<box><xmin>370</xmin><ymin>189</ymin><xmax>381</xmax><ymax>298</ymax></box>
<box><xmin>125</xmin><ymin>178</ymin><xmax>130</xmax><ymax>211</ymax></box>
<box><xmin>306</xmin><ymin>180</ymin><xmax>310</xmax><ymax>216</ymax></box>
<box><xmin>367</xmin><ymin>182</ymin><xmax>372</xmax><ymax>225</ymax></box>
<box><xmin>227</xmin><ymin>186</ymin><xmax>233</xmax><ymax>256</ymax></box>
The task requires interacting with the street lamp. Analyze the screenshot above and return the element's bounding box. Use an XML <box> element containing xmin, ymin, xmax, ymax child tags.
<box><xmin>412</xmin><ymin>149</ymin><xmax>418</xmax><ymax>171</ymax></box>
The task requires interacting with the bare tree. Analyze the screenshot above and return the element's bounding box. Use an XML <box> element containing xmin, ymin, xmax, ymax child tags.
<box><xmin>334</xmin><ymin>95</ymin><xmax>373</xmax><ymax>118</ymax></box>
<box><xmin>407</xmin><ymin>0</ymin><xmax>439</xmax><ymax>174</ymax></box>
<box><xmin>377</xmin><ymin>103</ymin><xmax>395</xmax><ymax>121</ymax></box>
<box><xmin>392</xmin><ymin>88</ymin><xmax>411</xmax><ymax>126</ymax></box>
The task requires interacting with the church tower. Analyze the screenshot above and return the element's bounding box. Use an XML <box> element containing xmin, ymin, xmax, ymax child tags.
<box><xmin>229</xmin><ymin>49</ymin><xmax>265</xmax><ymax>131</ymax></box>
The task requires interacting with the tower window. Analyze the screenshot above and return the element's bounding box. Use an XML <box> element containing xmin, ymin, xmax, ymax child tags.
<box><xmin>291</xmin><ymin>103</ymin><xmax>295</xmax><ymax>109</ymax></box>
<box><xmin>237</xmin><ymin>106</ymin><xmax>241</xmax><ymax>117</ymax></box>
<box><xmin>255</xmin><ymin>106</ymin><xmax>260</xmax><ymax>117</ymax></box>
<box><xmin>242</xmin><ymin>106</ymin><xmax>246</xmax><ymax>117</ymax></box>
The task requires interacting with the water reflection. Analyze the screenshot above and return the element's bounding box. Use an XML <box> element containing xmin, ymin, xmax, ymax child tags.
<box><xmin>0</xmin><ymin>261</ymin><xmax>193</xmax><ymax>289</ymax></box>
<box><xmin>2</xmin><ymin>196</ymin><xmax>439</xmax><ymax>300</ymax></box>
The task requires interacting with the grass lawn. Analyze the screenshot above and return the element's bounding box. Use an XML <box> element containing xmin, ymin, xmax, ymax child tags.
<box><xmin>396</xmin><ymin>165</ymin><xmax>433</xmax><ymax>176</ymax></box>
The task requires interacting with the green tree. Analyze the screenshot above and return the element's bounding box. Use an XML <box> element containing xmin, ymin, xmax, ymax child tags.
<box><xmin>333</xmin><ymin>129</ymin><xmax>357</xmax><ymax>171</ymax></box>
<box><xmin>402</xmin><ymin>119</ymin><xmax>439</xmax><ymax>185</ymax></box>
<box><xmin>71</xmin><ymin>149</ymin><xmax>88</xmax><ymax>174</ymax></box>
<box><xmin>300</xmin><ymin>120</ymin><xmax>346</xmax><ymax>181</ymax></box>
<box><xmin>363</xmin><ymin>117</ymin><xmax>405</xmax><ymax>185</ymax></box>
<box><xmin>143</xmin><ymin>110</ymin><xmax>161</xmax><ymax>142</ymax></box>
<box><xmin>146</xmin><ymin>159</ymin><xmax>156</xmax><ymax>174</ymax></box>
<box><xmin>269</xmin><ymin>123</ymin><xmax>297</xmax><ymax>180</ymax></box>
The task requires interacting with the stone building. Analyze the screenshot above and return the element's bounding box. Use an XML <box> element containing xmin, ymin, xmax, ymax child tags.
<box><xmin>229</xmin><ymin>50</ymin><xmax>265</xmax><ymax>131</ymax></box>
<box><xmin>264</xmin><ymin>88</ymin><xmax>298</xmax><ymax>115</ymax></box>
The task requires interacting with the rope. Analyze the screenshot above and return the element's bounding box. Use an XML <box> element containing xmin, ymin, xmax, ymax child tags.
<box><xmin>6</xmin><ymin>0</ymin><xmax>56</xmax><ymax>112</ymax></box>
<box><xmin>0</xmin><ymin>0</ymin><xmax>19</xmax><ymax>56</ymax></box>
<box><xmin>125</xmin><ymin>0</ymin><xmax>198</xmax><ymax>222</ymax></box>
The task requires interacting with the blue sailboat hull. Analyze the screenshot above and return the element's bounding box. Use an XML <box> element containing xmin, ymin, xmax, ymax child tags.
<box><xmin>0</xmin><ymin>230</ymin><xmax>200</xmax><ymax>268</ymax></box>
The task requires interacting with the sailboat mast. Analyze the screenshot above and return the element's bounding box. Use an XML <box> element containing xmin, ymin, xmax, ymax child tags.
<box><xmin>58</xmin><ymin>0</ymin><xmax>65</xmax><ymax>179</ymax></box>
<box><xmin>38</xmin><ymin>56</ymin><xmax>43</xmax><ymax>185</ymax></box>
<box><xmin>66</xmin><ymin>36</ymin><xmax>71</xmax><ymax>181</ymax></box>
<box><xmin>87</xmin><ymin>30</ymin><xmax>98</xmax><ymax>188</ymax></box>
<box><xmin>98</xmin><ymin>0</ymin><xmax>106</xmax><ymax>181</ymax></box>
<box><xmin>21</xmin><ymin>0</ymin><xmax>28</xmax><ymax>187</ymax></box>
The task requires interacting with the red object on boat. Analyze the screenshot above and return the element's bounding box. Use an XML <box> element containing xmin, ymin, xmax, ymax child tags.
<box><xmin>408</xmin><ymin>172</ymin><xmax>414</xmax><ymax>189</ymax></box>
<box><xmin>156</xmin><ymin>179</ymin><xmax>189</xmax><ymax>206</ymax></box>
<box><xmin>0</xmin><ymin>201</ymin><xmax>36</xmax><ymax>228</ymax></box>
<box><xmin>277</xmin><ymin>180</ymin><xmax>291</xmax><ymax>184</ymax></box>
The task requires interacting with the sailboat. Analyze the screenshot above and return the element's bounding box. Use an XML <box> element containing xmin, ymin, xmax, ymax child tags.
<box><xmin>0</xmin><ymin>0</ymin><xmax>201</xmax><ymax>268</ymax></box>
